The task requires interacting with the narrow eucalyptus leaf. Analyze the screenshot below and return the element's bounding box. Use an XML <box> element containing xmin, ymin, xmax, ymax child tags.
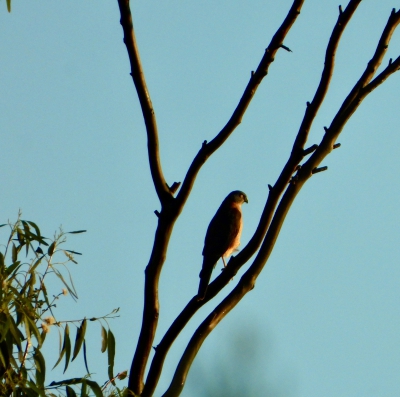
<box><xmin>71</xmin><ymin>319</ymin><xmax>87</xmax><ymax>361</ymax></box>
<box><xmin>48</xmin><ymin>241</ymin><xmax>56</xmax><ymax>256</ymax></box>
<box><xmin>107</xmin><ymin>330</ymin><xmax>116</xmax><ymax>384</ymax></box>
<box><xmin>64</xmin><ymin>324</ymin><xmax>71</xmax><ymax>373</ymax></box>
<box><xmin>49</xmin><ymin>377</ymin><xmax>83</xmax><ymax>386</ymax></box>
<box><xmin>26</xmin><ymin>220</ymin><xmax>41</xmax><ymax>237</ymax></box>
<box><xmin>66</xmin><ymin>385</ymin><xmax>78</xmax><ymax>397</ymax></box>
<box><xmin>12</xmin><ymin>243</ymin><xmax>17</xmax><ymax>263</ymax></box>
<box><xmin>100</xmin><ymin>326</ymin><xmax>107</xmax><ymax>353</ymax></box>
<box><xmin>65</xmin><ymin>250</ymin><xmax>82</xmax><ymax>255</ymax></box>
<box><xmin>83</xmin><ymin>339</ymin><xmax>90</xmax><ymax>374</ymax></box>
<box><xmin>33</xmin><ymin>348</ymin><xmax>46</xmax><ymax>388</ymax></box>
<box><xmin>80</xmin><ymin>379</ymin><xmax>88</xmax><ymax>397</ymax></box>
<box><xmin>86</xmin><ymin>380</ymin><xmax>103</xmax><ymax>397</ymax></box>
<box><xmin>6</xmin><ymin>261</ymin><xmax>21</xmax><ymax>278</ymax></box>
<box><xmin>26</xmin><ymin>315</ymin><xmax>42</xmax><ymax>347</ymax></box>
<box><xmin>52</xmin><ymin>324</ymin><xmax>70</xmax><ymax>371</ymax></box>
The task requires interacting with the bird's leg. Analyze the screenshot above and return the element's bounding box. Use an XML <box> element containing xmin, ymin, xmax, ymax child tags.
<box><xmin>222</xmin><ymin>256</ymin><xmax>227</xmax><ymax>268</ymax></box>
<box><xmin>220</xmin><ymin>257</ymin><xmax>234</xmax><ymax>282</ymax></box>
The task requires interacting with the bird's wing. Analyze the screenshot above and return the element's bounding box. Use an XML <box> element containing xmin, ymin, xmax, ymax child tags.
<box><xmin>202</xmin><ymin>206</ymin><xmax>242</xmax><ymax>259</ymax></box>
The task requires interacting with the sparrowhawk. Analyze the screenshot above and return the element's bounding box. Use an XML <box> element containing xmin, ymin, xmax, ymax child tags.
<box><xmin>197</xmin><ymin>190</ymin><xmax>248</xmax><ymax>300</ymax></box>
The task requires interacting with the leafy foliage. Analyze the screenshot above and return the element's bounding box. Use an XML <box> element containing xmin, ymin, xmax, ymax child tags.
<box><xmin>0</xmin><ymin>214</ymin><xmax>126</xmax><ymax>396</ymax></box>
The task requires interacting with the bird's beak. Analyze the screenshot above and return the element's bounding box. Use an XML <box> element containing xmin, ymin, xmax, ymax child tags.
<box><xmin>244</xmin><ymin>197</ymin><xmax>248</xmax><ymax>203</ymax></box>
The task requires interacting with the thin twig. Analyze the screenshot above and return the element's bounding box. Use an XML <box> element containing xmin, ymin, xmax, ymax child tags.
<box><xmin>175</xmin><ymin>0</ymin><xmax>306</xmax><ymax>210</ymax></box>
<box><xmin>117</xmin><ymin>0</ymin><xmax>170</xmax><ymax>203</ymax></box>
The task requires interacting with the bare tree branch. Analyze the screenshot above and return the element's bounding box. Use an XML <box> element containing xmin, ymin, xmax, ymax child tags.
<box><xmin>142</xmin><ymin>3</ymin><xmax>364</xmax><ymax>396</ymax></box>
<box><xmin>303</xmin><ymin>9</ymin><xmax>400</xmax><ymax>175</ymax></box>
<box><xmin>160</xmin><ymin>2</ymin><xmax>400</xmax><ymax>396</ymax></box>
<box><xmin>117</xmin><ymin>0</ymin><xmax>171</xmax><ymax>203</ymax></box>
<box><xmin>139</xmin><ymin>2</ymin><xmax>311</xmax><ymax>395</ymax></box>
<box><xmin>334</xmin><ymin>7</ymin><xmax>400</xmax><ymax>121</ymax></box>
<box><xmin>116</xmin><ymin>1</ymin><xmax>181</xmax><ymax>393</ymax></box>
<box><xmin>119</xmin><ymin>0</ymin><xmax>399</xmax><ymax>395</ymax></box>
<box><xmin>118</xmin><ymin>0</ymin><xmax>305</xmax><ymax>394</ymax></box>
<box><xmin>174</xmin><ymin>0</ymin><xmax>305</xmax><ymax>211</ymax></box>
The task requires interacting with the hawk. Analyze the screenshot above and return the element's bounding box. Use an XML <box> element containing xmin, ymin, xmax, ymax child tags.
<box><xmin>197</xmin><ymin>190</ymin><xmax>248</xmax><ymax>300</ymax></box>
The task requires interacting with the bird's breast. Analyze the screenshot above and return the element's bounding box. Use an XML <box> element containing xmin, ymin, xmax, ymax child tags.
<box><xmin>223</xmin><ymin>220</ymin><xmax>243</xmax><ymax>258</ymax></box>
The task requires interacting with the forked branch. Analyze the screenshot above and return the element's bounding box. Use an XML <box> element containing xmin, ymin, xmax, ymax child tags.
<box><xmin>143</xmin><ymin>2</ymin><xmax>361</xmax><ymax>396</ymax></box>
<box><xmin>120</xmin><ymin>1</ymin><xmax>306</xmax><ymax>395</ymax></box>
<box><xmin>162</xmin><ymin>4</ymin><xmax>400</xmax><ymax>397</ymax></box>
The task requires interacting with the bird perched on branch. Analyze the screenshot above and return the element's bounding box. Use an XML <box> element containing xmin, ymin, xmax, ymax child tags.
<box><xmin>197</xmin><ymin>190</ymin><xmax>248</xmax><ymax>300</ymax></box>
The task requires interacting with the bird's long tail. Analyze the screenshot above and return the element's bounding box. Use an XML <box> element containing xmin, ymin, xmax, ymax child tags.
<box><xmin>198</xmin><ymin>257</ymin><xmax>217</xmax><ymax>300</ymax></box>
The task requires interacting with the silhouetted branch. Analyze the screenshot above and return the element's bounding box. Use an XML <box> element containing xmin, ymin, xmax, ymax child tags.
<box><xmin>174</xmin><ymin>0</ymin><xmax>305</xmax><ymax>211</ymax></box>
<box><xmin>145</xmin><ymin>2</ymin><xmax>364</xmax><ymax>395</ymax></box>
<box><xmin>140</xmin><ymin>1</ymin><xmax>307</xmax><ymax>395</ymax></box>
<box><xmin>117</xmin><ymin>0</ymin><xmax>171</xmax><ymax>204</ymax></box>
<box><xmin>334</xmin><ymin>8</ymin><xmax>400</xmax><ymax>121</ymax></box>
<box><xmin>161</xmin><ymin>2</ymin><xmax>400</xmax><ymax>396</ymax></box>
<box><xmin>293</xmin><ymin>0</ymin><xmax>362</xmax><ymax>152</ymax></box>
<box><xmin>120</xmin><ymin>0</ymin><xmax>400</xmax><ymax>395</ymax></box>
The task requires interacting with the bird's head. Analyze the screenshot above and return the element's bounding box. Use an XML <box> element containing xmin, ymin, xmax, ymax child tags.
<box><xmin>227</xmin><ymin>190</ymin><xmax>248</xmax><ymax>204</ymax></box>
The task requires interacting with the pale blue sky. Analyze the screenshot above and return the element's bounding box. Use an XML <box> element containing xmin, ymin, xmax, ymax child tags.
<box><xmin>2</xmin><ymin>1</ymin><xmax>400</xmax><ymax>396</ymax></box>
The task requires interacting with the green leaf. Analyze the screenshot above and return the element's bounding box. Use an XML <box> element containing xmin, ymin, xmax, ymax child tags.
<box><xmin>47</xmin><ymin>241</ymin><xmax>56</xmax><ymax>256</ymax></box>
<box><xmin>67</xmin><ymin>230</ymin><xmax>87</xmax><ymax>234</ymax></box>
<box><xmin>6</xmin><ymin>0</ymin><xmax>11</xmax><ymax>13</ymax></box>
<box><xmin>64</xmin><ymin>324</ymin><xmax>71</xmax><ymax>373</ymax></box>
<box><xmin>65</xmin><ymin>250</ymin><xmax>82</xmax><ymax>255</ymax></box>
<box><xmin>83</xmin><ymin>339</ymin><xmax>90</xmax><ymax>374</ymax></box>
<box><xmin>25</xmin><ymin>315</ymin><xmax>42</xmax><ymax>347</ymax></box>
<box><xmin>107</xmin><ymin>330</ymin><xmax>116</xmax><ymax>384</ymax></box>
<box><xmin>30</xmin><ymin>255</ymin><xmax>44</xmax><ymax>273</ymax></box>
<box><xmin>7</xmin><ymin>316</ymin><xmax>23</xmax><ymax>350</ymax></box>
<box><xmin>52</xmin><ymin>267</ymin><xmax>78</xmax><ymax>300</ymax></box>
<box><xmin>72</xmin><ymin>319</ymin><xmax>87</xmax><ymax>361</ymax></box>
<box><xmin>0</xmin><ymin>340</ymin><xmax>10</xmax><ymax>371</ymax></box>
<box><xmin>21</xmin><ymin>222</ymin><xmax>31</xmax><ymax>252</ymax></box>
<box><xmin>66</xmin><ymin>385</ymin><xmax>78</xmax><ymax>397</ymax></box>
<box><xmin>0</xmin><ymin>224</ymin><xmax>6</xmax><ymax>228</ymax></box>
<box><xmin>86</xmin><ymin>380</ymin><xmax>103</xmax><ymax>397</ymax></box>
<box><xmin>0</xmin><ymin>252</ymin><xmax>4</xmax><ymax>268</ymax></box>
<box><xmin>52</xmin><ymin>324</ymin><xmax>70</xmax><ymax>371</ymax></box>
<box><xmin>26</xmin><ymin>380</ymin><xmax>45</xmax><ymax>397</ymax></box>
<box><xmin>17</xmin><ymin>228</ymin><xmax>25</xmax><ymax>245</ymax></box>
<box><xmin>101</xmin><ymin>325</ymin><xmax>108</xmax><ymax>353</ymax></box>
<box><xmin>12</xmin><ymin>243</ymin><xmax>17</xmax><ymax>263</ymax></box>
<box><xmin>63</xmin><ymin>250</ymin><xmax>78</xmax><ymax>264</ymax></box>
<box><xmin>49</xmin><ymin>378</ymin><xmax>83</xmax><ymax>386</ymax></box>
<box><xmin>33</xmin><ymin>348</ymin><xmax>46</xmax><ymax>389</ymax></box>
<box><xmin>26</xmin><ymin>220</ymin><xmax>42</xmax><ymax>238</ymax></box>
<box><xmin>80</xmin><ymin>379</ymin><xmax>88</xmax><ymax>397</ymax></box>
<box><xmin>6</xmin><ymin>260</ymin><xmax>21</xmax><ymax>278</ymax></box>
